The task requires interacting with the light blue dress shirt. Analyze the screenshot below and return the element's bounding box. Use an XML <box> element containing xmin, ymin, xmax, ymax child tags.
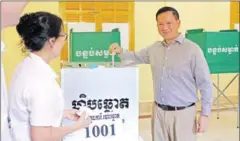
<box><xmin>119</xmin><ymin>34</ymin><xmax>213</xmax><ymax>116</ymax></box>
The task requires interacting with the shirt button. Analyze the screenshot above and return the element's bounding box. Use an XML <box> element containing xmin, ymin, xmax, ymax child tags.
<box><xmin>165</xmin><ymin>57</ymin><xmax>167</xmax><ymax>59</ymax></box>
<box><xmin>162</xmin><ymin>98</ymin><xmax>164</xmax><ymax>101</ymax></box>
<box><xmin>161</xmin><ymin>77</ymin><xmax>164</xmax><ymax>80</ymax></box>
<box><xmin>161</xmin><ymin>88</ymin><xmax>163</xmax><ymax>91</ymax></box>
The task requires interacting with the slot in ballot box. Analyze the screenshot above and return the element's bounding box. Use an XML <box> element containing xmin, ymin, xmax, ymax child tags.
<box><xmin>185</xmin><ymin>29</ymin><xmax>239</xmax><ymax>74</ymax></box>
<box><xmin>61</xmin><ymin>67</ymin><xmax>139</xmax><ymax>141</ymax></box>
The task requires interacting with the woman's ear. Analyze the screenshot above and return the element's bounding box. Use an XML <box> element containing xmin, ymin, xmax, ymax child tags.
<box><xmin>48</xmin><ymin>38</ymin><xmax>56</xmax><ymax>48</ymax></box>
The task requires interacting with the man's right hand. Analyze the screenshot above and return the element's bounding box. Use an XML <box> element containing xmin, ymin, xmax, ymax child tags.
<box><xmin>109</xmin><ymin>43</ymin><xmax>123</xmax><ymax>54</ymax></box>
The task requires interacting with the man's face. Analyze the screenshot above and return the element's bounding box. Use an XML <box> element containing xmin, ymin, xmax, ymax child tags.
<box><xmin>156</xmin><ymin>11</ymin><xmax>180</xmax><ymax>41</ymax></box>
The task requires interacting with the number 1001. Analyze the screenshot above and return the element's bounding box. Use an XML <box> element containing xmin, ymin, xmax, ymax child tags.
<box><xmin>86</xmin><ymin>124</ymin><xmax>116</xmax><ymax>138</ymax></box>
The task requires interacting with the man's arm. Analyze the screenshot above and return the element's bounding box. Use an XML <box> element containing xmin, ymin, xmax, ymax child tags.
<box><xmin>192</xmin><ymin>45</ymin><xmax>213</xmax><ymax>116</ymax></box>
<box><xmin>1</xmin><ymin>2</ymin><xmax>28</xmax><ymax>30</ymax></box>
<box><xmin>110</xmin><ymin>43</ymin><xmax>153</xmax><ymax>65</ymax></box>
<box><xmin>118</xmin><ymin>47</ymin><xmax>150</xmax><ymax>65</ymax></box>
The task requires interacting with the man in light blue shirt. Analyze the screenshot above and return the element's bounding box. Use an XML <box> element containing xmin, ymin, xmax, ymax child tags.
<box><xmin>110</xmin><ymin>6</ymin><xmax>213</xmax><ymax>141</ymax></box>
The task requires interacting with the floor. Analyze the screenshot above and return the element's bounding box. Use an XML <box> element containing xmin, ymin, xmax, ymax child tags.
<box><xmin>139</xmin><ymin>110</ymin><xmax>239</xmax><ymax>141</ymax></box>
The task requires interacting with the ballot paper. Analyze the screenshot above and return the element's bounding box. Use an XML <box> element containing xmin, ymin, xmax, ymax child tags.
<box><xmin>77</xmin><ymin>106</ymin><xmax>95</xmax><ymax>119</ymax></box>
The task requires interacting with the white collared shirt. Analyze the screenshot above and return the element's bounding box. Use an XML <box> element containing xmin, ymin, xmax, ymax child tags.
<box><xmin>1</xmin><ymin>41</ymin><xmax>12</xmax><ymax>141</ymax></box>
<box><xmin>9</xmin><ymin>53</ymin><xmax>64</xmax><ymax>141</ymax></box>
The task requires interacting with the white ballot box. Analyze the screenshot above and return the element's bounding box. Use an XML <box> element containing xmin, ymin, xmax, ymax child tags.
<box><xmin>61</xmin><ymin>67</ymin><xmax>139</xmax><ymax>141</ymax></box>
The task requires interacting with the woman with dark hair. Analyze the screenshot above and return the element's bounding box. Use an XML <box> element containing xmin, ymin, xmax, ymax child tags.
<box><xmin>9</xmin><ymin>11</ymin><xmax>91</xmax><ymax>141</ymax></box>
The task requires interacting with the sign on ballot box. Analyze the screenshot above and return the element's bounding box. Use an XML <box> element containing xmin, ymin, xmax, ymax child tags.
<box><xmin>61</xmin><ymin>67</ymin><xmax>139</xmax><ymax>141</ymax></box>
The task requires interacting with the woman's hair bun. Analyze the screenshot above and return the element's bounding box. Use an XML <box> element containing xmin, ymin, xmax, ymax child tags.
<box><xmin>16</xmin><ymin>12</ymin><xmax>63</xmax><ymax>52</ymax></box>
<box><xmin>17</xmin><ymin>13</ymin><xmax>35</xmax><ymax>38</ymax></box>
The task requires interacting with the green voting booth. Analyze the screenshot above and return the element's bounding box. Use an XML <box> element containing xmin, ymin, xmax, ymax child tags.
<box><xmin>185</xmin><ymin>29</ymin><xmax>239</xmax><ymax>74</ymax></box>
<box><xmin>186</xmin><ymin>29</ymin><xmax>239</xmax><ymax>127</ymax></box>
<box><xmin>69</xmin><ymin>28</ymin><xmax>121</xmax><ymax>64</ymax></box>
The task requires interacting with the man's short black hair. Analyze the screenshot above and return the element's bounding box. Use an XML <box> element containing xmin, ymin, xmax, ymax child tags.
<box><xmin>156</xmin><ymin>6</ymin><xmax>179</xmax><ymax>20</ymax></box>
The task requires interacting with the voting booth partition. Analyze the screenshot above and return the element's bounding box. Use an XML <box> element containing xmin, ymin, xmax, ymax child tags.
<box><xmin>69</xmin><ymin>28</ymin><xmax>121</xmax><ymax>64</ymax></box>
<box><xmin>185</xmin><ymin>29</ymin><xmax>239</xmax><ymax>74</ymax></box>
<box><xmin>186</xmin><ymin>29</ymin><xmax>239</xmax><ymax>127</ymax></box>
<box><xmin>60</xmin><ymin>28</ymin><xmax>140</xmax><ymax>141</ymax></box>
